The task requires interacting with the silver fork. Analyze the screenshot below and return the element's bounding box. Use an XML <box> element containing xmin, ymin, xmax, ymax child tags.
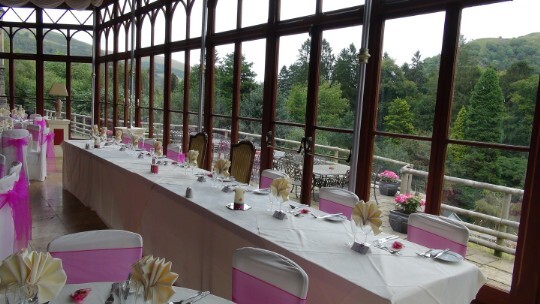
<box><xmin>311</xmin><ymin>213</ymin><xmax>343</xmax><ymax>219</ymax></box>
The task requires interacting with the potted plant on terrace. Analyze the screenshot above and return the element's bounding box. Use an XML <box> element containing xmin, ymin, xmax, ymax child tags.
<box><xmin>389</xmin><ymin>193</ymin><xmax>426</xmax><ymax>233</ymax></box>
<box><xmin>377</xmin><ymin>170</ymin><xmax>400</xmax><ymax>196</ymax></box>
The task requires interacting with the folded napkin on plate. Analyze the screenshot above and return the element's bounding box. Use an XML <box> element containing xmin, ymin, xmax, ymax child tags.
<box><xmin>153</xmin><ymin>140</ymin><xmax>163</xmax><ymax>156</ymax></box>
<box><xmin>213</xmin><ymin>159</ymin><xmax>230</xmax><ymax>176</ymax></box>
<box><xmin>0</xmin><ymin>249</ymin><xmax>67</xmax><ymax>304</ymax></box>
<box><xmin>188</xmin><ymin>150</ymin><xmax>199</xmax><ymax>166</ymax></box>
<box><xmin>131</xmin><ymin>255</ymin><xmax>179</xmax><ymax>304</ymax></box>
<box><xmin>271</xmin><ymin>177</ymin><xmax>291</xmax><ymax>202</ymax></box>
<box><xmin>352</xmin><ymin>200</ymin><xmax>382</xmax><ymax>235</ymax></box>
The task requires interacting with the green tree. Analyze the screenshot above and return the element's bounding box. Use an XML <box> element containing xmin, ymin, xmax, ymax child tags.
<box><xmin>332</xmin><ymin>43</ymin><xmax>359</xmax><ymax>110</ymax></box>
<box><xmin>460</xmin><ymin>68</ymin><xmax>504</xmax><ymax>184</ymax></box>
<box><xmin>383</xmin><ymin>98</ymin><xmax>415</xmax><ymax>135</ymax></box>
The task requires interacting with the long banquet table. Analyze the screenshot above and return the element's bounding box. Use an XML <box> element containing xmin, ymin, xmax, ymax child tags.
<box><xmin>63</xmin><ymin>140</ymin><xmax>486</xmax><ymax>304</ymax></box>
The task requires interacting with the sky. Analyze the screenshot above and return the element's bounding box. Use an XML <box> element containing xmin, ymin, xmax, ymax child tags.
<box><xmin>3</xmin><ymin>0</ymin><xmax>539</xmax><ymax>82</ymax></box>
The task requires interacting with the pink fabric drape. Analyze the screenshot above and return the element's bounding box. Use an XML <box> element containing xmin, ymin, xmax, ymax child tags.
<box><xmin>318</xmin><ymin>198</ymin><xmax>353</xmax><ymax>220</ymax></box>
<box><xmin>259</xmin><ymin>176</ymin><xmax>273</xmax><ymax>189</ymax></box>
<box><xmin>3</xmin><ymin>137</ymin><xmax>29</xmax><ymax>183</ymax></box>
<box><xmin>34</xmin><ymin>119</ymin><xmax>46</xmax><ymax>130</ymax></box>
<box><xmin>45</xmin><ymin>132</ymin><xmax>57</xmax><ymax>172</ymax></box>
<box><xmin>167</xmin><ymin>150</ymin><xmax>185</xmax><ymax>163</ymax></box>
<box><xmin>0</xmin><ymin>179</ymin><xmax>31</xmax><ymax>251</ymax></box>
<box><xmin>407</xmin><ymin>225</ymin><xmax>468</xmax><ymax>257</ymax></box>
<box><xmin>50</xmin><ymin>247</ymin><xmax>143</xmax><ymax>284</ymax></box>
<box><xmin>232</xmin><ymin>268</ymin><xmax>307</xmax><ymax>304</ymax></box>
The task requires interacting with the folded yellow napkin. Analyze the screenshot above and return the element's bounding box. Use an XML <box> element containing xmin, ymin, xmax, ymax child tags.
<box><xmin>115</xmin><ymin>130</ymin><xmax>122</xmax><ymax>142</ymax></box>
<box><xmin>213</xmin><ymin>159</ymin><xmax>230</xmax><ymax>177</ymax></box>
<box><xmin>132</xmin><ymin>135</ymin><xmax>141</xmax><ymax>146</ymax></box>
<box><xmin>352</xmin><ymin>200</ymin><xmax>382</xmax><ymax>235</ymax></box>
<box><xmin>92</xmin><ymin>125</ymin><xmax>99</xmax><ymax>137</ymax></box>
<box><xmin>188</xmin><ymin>150</ymin><xmax>199</xmax><ymax>166</ymax></box>
<box><xmin>0</xmin><ymin>249</ymin><xmax>67</xmax><ymax>304</ymax></box>
<box><xmin>271</xmin><ymin>178</ymin><xmax>290</xmax><ymax>202</ymax></box>
<box><xmin>131</xmin><ymin>255</ymin><xmax>179</xmax><ymax>304</ymax></box>
<box><xmin>153</xmin><ymin>141</ymin><xmax>163</xmax><ymax>156</ymax></box>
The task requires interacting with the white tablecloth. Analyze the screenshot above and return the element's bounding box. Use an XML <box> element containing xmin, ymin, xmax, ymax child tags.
<box><xmin>62</xmin><ymin>140</ymin><xmax>486</xmax><ymax>304</ymax></box>
<box><xmin>0</xmin><ymin>282</ymin><xmax>231</xmax><ymax>304</ymax></box>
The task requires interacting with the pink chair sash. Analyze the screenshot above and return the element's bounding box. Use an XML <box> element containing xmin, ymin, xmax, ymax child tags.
<box><xmin>318</xmin><ymin>198</ymin><xmax>353</xmax><ymax>220</ymax></box>
<box><xmin>45</xmin><ymin>132</ymin><xmax>57</xmax><ymax>172</ymax></box>
<box><xmin>50</xmin><ymin>247</ymin><xmax>143</xmax><ymax>284</ymax></box>
<box><xmin>167</xmin><ymin>150</ymin><xmax>185</xmax><ymax>163</ymax></box>
<box><xmin>259</xmin><ymin>176</ymin><xmax>272</xmax><ymax>189</ymax></box>
<box><xmin>0</xmin><ymin>179</ymin><xmax>31</xmax><ymax>251</ymax></box>
<box><xmin>233</xmin><ymin>268</ymin><xmax>307</xmax><ymax>304</ymax></box>
<box><xmin>122</xmin><ymin>137</ymin><xmax>132</xmax><ymax>144</ymax></box>
<box><xmin>28</xmin><ymin>128</ymin><xmax>43</xmax><ymax>149</ymax></box>
<box><xmin>407</xmin><ymin>225</ymin><xmax>468</xmax><ymax>257</ymax></box>
<box><xmin>3</xmin><ymin>137</ymin><xmax>29</xmax><ymax>183</ymax></box>
<box><xmin>34</xmin><ymin>120</ymin><xmax>46</xmax><ymax>129</ymax></box>
<box><xmin>0</xmin><ymin>164</ymin><xmax>4</xmax><ymax>178</ymax></box>
<box><xmin>143</xmin><ymin>142</ymin><xmax>153</xmax><ymax>152</ymax></box>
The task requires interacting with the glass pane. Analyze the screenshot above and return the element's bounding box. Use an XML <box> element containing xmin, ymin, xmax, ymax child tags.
<box><xmin>44</xmin><ymin>29</ymin><xmax>67</xmax><ymax>55</ymax></box>
<box><xmin>189</xmin><ymin>0</ymin><xmax>203</xmax><ymax>39</ymax></box>
<box><xmin>240</xmin><ymin>39</ymin><xmax>265</xmax><ymax>118</ymax></box>
<box><xmin>239</xmin><ymin>120</ymin><xmax>262</xmax><ymax>185</ymax></box>
<box><xmin>277</xmin><ymin>33</ymin><xmax>310</xmax><ymax>122</ymax></box>
<box><xmin>273</xmin><ymin>124</ymin><xmax>305</xmax><ymax>199</ymax></box>
<box><xmin>188</xmin><ymin>49</ymin><xmax>202</xmax><ymax>112</ymax></box>
<box><xmin>242</xmin><ymin>0</ymin><xmax>268</xmax><ymax>28</ymax></box>
<box><xmin>71</xmin><ymin>31</ymin><xmax>93</xmax><ymax>56</ymax></box>
<box><xmin>2</xmin><ymin>8</ymin><xmax>36</xmax><ymax>23</ymax></box>
<box><xmin>106</xmin><ymin>28</ymin><xmax>114</xmax><ymax>55</ymax></box>
<box><xmin>70</xmin><ymin>62</ymin><xmax>92</xmax><ymax>119</ymax></box>
<box><xmin>140</xmin><ymin>56</ymin><xmax>150</xmax><ymax>108</ymax></box>
<box><xmin>213</xmin><ymin>117</ymin><xmax>232</xmax><ymax>162</ymax></box>
<box><xmin>14</xmin><ymin>60</ymin><xmax>36</xmax><ymax>112</ymax></box>
<box><xmin>452</xmin><ymin>0</ymin><xmax>540</xmax><ymax>147</ymax></box>
<box><xmin>214</xmin><ymin>44</ymin><xmax>235</xmax><ymax>116</ymax></box>
<box><xmin>140</xmin><ymin>108</ymin><xmax>150</xmax><ymax>134</ymax></box>
<box><xmin>171</xmin><ymin>51</ymin><xmax>185</xmax><ymax>110</ymax></box>
<box><xmin>13</xmin><ymin>28</ymin><xmax>36</xmax><ymax>54</ymax></box>
<box><xmin>280</xmin><ymin>0</ymin><xmax>315</xmax><ymax>21</ymax></box>
<box><xmin>171</xmin><ymin>3</ymin><xmax>187</xmax><ymax>42</ymax></box>
<box><xmin>154</xmin><ymin>9</ymin><xmax>166</xmax><ymax>46</ymax></box>
<box><xmin>379</xmin><ymin>13</ymin><xmax>444</xmax><ymax>136</ymax></box>
<box><xmin>323</xmin><ymin>0</ymin><xmax>363</xmax><ymax>12</ymax></box>
<box><xmin>444</xmin><ymin>145</ymin><xmax>526</xmax><ymax>291</ymax></box>
<box><xmin>216</xmin><ymin>0</ymin><xmax>237</xmax><ymax>33</ymax></box>
<box><xmin>154</xmin><ymin>55</ymin><xmax>165</xmax><ymax>109</ymax></box>
<box><xmin>153</xmin><ymin>109</ymin><xmax>164</xmax><ymax>141</ymax></box>
<box><xmin>170</xmin><ymin>111</ymin><xmax>184</xmax><ymax>144</ymax></box>
<box><xmin>140</xmin><ymin>14</ymin><xmax>152</xmax><ymax>48</ymax></box>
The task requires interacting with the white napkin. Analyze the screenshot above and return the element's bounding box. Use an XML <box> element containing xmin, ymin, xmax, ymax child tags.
<box><xmin>131</xmin><ymin>255</ymin><xmax>178</xmax><ymax>304</ymax></box>
<box><xmin>0</xmin><ymin>249</ymin><xmax>67</xmax><ymax>304</ymax></box>
<box><xmin>271</xmin><ymin>178</ymin><xmax>291</xmax><ymax>201</ymax></box>
<box><xmin>351</xmin><ymin>200</ymin><xmax>382</xmax><ymax>235</ymax></box>
<box><xmin>213</xmin><ymin>159</ymin><xmax>230</xmax><ymax>176</ymax></box>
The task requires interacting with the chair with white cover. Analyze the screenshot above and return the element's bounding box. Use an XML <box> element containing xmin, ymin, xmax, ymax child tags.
<box><xmin>27</xmin><ymin>127</ymin><xmax>49</xmax><ymax>181</ymax></box>
<box><xmin>48</xmin><ymin>229</ymin><xmax>143</xmax><ymax>284</ymax></box>
<box><xmin>260</xmin><ymin>169</ymin><xmax>288</xmax><ymax>189</ymax></box>
<box><xmin>1</xmin><ymin>129</ymin><xmax>31</xmax><ymax>183</ymax></box>
<box><xmin>407</xmin><ymin>213</ymin><xmax>470</xmax><ymax>257</ymax></box>
<box><xmin>141</xmin><ymin>138</ymin><xmax>155</xmax><ymax>152</ymax></box>
<box><xmin>29</xmin><ymin>113</ymin><xmax>42</xmax><ymax>120</ymax></box>
<box><xmin>5</xmin><ymin>161</ymin><xmax>31</xmax><ymax>252</ymax></box>
<box><xmin>0</xmin><ymin>168</ymin><xmax>20</xmax><ymax>260</ymax></box>
<box><xmin>232</xmin><ymin>247</ymin><xmax>309</xmax><ymax>304</ymax></box>
<box><xmin>0</xmin><ymin>153</ymin><xmax>5</xmax><ymax>178</ymax></box>
<box><xmin>318</xmin><ymin>187</ymin><xmax>359</xmax><ymax>220</ymax></box>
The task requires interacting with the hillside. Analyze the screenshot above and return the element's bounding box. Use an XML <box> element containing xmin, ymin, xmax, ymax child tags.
<box><xmin>6</xmin><ymin>30</ymin><xmax>185</xmax><ymax>78</ymax></box>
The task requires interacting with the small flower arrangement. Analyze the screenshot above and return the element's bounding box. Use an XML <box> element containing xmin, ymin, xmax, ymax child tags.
<box><xmin>391</xmin><ymin>241</ymin><xmax>404</xmax><ymax>250</ymax></box>
<box><xmin>378</xmin><ymin>170</ymin><xmax>400</xmax><ymax>183</ymax></box>
<box><xmin>395</xmin><ymin>193</ymin><xmax>425</xmax><ymax>214</ymax></box>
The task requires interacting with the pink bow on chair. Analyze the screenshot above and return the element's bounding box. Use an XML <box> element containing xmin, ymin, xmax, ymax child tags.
<box><xmin>3</xmin><ymin>137</ymin><xmax>29</xmax><ymax>182</ymax></box>
<box><xmin>0</xmin><ymin>178</ymin><xmax>31</xmax><ymax>251</ymax></box>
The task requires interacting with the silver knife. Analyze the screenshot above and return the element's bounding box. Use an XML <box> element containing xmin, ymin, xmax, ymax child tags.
<box><xmin>433</xmin><ymin>248</ymin><xmax>450</xmax><ymax>259</ymax></box>
<box><xmin>374</xmin><ymin>235</ymin><xmax>399</xmax><ymax>244</ymax></box>
<box><xmin>176</xmin><ymin>291</ymin><xmax>211</xmax><ymax>304</ymax></box>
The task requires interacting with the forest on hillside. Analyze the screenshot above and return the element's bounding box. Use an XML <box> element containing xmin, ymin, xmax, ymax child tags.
<box><xmin>6</xmin><ymin>32</ymin><xmax>539</xmax><ymax>215</ymax></box>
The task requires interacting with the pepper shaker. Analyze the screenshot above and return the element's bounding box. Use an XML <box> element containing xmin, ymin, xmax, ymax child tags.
<box><xmin>186</xmin><ymin>187</ymin><xmax>193</xmax><ymax>198</ymax></box>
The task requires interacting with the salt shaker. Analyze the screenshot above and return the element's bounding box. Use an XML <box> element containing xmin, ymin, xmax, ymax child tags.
<box><xmin>185</xmin><ymin>187</ymin><xmax>193</xmax><ymax>198</ymax></box>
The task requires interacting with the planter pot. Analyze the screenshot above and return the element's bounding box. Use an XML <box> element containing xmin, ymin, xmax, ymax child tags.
<box><xmin>389</xmin><ymin>209</ymin><xmax>411</xmax><ymax>234</ymax></box>
<box><xmin>379</xmin><ymin>182</ymin><xmax>399</xmax><ymax>196</ymax></box>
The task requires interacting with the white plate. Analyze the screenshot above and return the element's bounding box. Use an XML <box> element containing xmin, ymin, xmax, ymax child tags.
<box><xmin>253</xmin><ymin>188</ymin><xmax>271</xmax><ymax>195</ymax></box>
<box><xmin>324</xmin><ymin>214</ymin><xmax>347</xmax><ymax>222</ymax></box>
<box><xmin>430</xmin><ymin>250</ymin><xmax>464</xmax><ymax>263</ymax></box>
<box><xmin>222</xmin><ymin>177</ymin><xmax>236</xmax><ymax>182</ymax></box>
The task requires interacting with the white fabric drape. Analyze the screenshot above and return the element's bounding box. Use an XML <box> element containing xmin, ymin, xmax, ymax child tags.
<box><xmin>0</xmin><ymin>0</ymin><xmax>103</xmax><ymax>10</ymax></box>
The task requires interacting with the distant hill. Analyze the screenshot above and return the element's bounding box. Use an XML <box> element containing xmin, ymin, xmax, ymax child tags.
<box><xmin>6</xmin><ymin>30</ymin><xmax>185</xmax><ymax>78</ymax></box>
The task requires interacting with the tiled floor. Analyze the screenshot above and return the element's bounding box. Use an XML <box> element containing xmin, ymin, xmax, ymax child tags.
<box><xmin>29</xmin><ymin>158</ymin><xmax>107</xmax><ymax>252</ymax></box>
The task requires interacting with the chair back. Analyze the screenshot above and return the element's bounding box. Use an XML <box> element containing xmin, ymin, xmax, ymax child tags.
<box><xmin>0</xmin><ymin>170</ymin><xmax>19</xmax><ymax>260</ymax></box>
<box><xmin>407</xmin><ymin>213</ymin><xmax>469</xmax><ymax>257</ymax></box>
<box><xmin>26</xmin><ymin>124</ymin><xmax>43</xmax><ymax>152</ymax></box>
<box><xmin>48</xmin><ymin>229</ymin><xmax>143</xmax><ymax>284</ymax></box>
<box><xmin>230</xmin><ymin>141</ymin><xmax>256</xmax><ymax>184</ymax></box>
<box><xmin>166</xmin><ymin>143</ymin><xmax>184</xmax><ymax>163</ymax></box>
<box><xmin>28</xmin><ymin>128</ymin><xmax>49</xmax><ymax>181</ymax></box>
<box><xmin>29</xmin><ymin>114</ymin><xmax>42</xmax><ymax>120</ymax></box>
<box><xmin>260</xmin><ymin>169</ymin><xmax>288</xmax><ymax>189</ymax></box>
<box><xmin>233</xmin><ymin>247</ymin><xmax>309</xmax><ymax>304</ymax></box>
<box><xmin>188</xmin><ymin>132</ymin><xmax>208</xmax><ymax>168</ymax></box>
<box><xmin>318</xmin><ymin>187</ymin><xmax>359</xmax><ymax>220</ymax></box>
<box><xmin>1</xmin><ymin>129</ymin><xmax>31</xmax><ymax>183</ymax></box>
<box><xmin>142</xmin><ymin>138</ymin><xmax>155</xmax><ymax>152</ymax></box>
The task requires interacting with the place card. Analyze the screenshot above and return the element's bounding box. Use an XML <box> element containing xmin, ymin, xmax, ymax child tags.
<box><xmin>351</xmin><ymin>242</ymin><xmax>371</xmax><ymax>254</ymax></box>
<box><xmin>273</xmin><ymin>210</ymin><xmax>287</xmax><ymax>220</ymax></box>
